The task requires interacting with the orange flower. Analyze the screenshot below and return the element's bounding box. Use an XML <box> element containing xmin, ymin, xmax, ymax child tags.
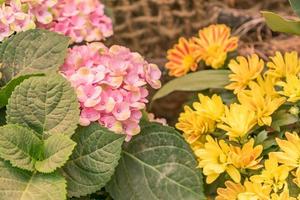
<box><xmin>192</xmin><ymin>24</ymin><xmax>238</xmax><ymax>69</ymax></box>
<box><xmin>166</xmin><ymin>37</ymin><xmax>200</xmax><ymax>77</ymax></box>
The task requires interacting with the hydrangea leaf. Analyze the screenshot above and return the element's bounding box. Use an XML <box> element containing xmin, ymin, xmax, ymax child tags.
<box><xmin>61</xmin><ymin>123</ymin><xmax>124</xmax><ymax>198</ymax></box>
<box><xmin>6</xmin><ymin>74</ymin><xmax>80</xmax><ymax>137</ymax></box>
<box><xmin>0</xmin><ymin>29</ymin><xmax>70</xmax><ymax>86</ymax></box>
<box><xmin>0</xmin><ymin>74</ymin><xmax>43</xmax><ymax>108</ymax></box>
<box><xmin>262</xmin><ymin>11</ymin><xmax>300</xmax><ymax>35</ymax></box>
<box><xmin>35</xmin><ymin>135</ymin><xmax>76</xmax><ymax>173</ymax></box>
<box><xmin>106</xmin><ymin>122</ymin><xmax>205</xmax><ymax>200</ymax></box>
<box><xmin>152</xmin><ymin>70</ymin><xmax>229</xmax><ymax>101</ymax></box>
<box><xmin>0</xmin><ymin>124</ymin><xmax>43</xmax><ymax>171</ymax></box>
<box><xmin>0</xmin><ymin>159</ymin><xmax>67</xmax><ymax>200</ymax></box>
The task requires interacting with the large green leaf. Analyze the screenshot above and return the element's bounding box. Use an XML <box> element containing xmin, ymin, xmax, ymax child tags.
<box><xmin>61</xmin><ymin>123</ymin><xmax>124</xmax><ymax>198</ymax></box>
<box><xmin>35</xmin><ymin>135</ymin><xmax>76</xmax><ymax>173</ymax></box>
<box><xmin>289</xmin><ymin>0</ymin><xmax>300</xmax><ymax>17</ymax></box>
<box><xmin>262</xmin><ymin>11</ymin><xmax>300</xmax><ymax>35</ymax></box>
<box><xmin>0</xmin><ymin>74</ymin><xmax>43</xmax><ymax>108</ymax></box>
<box><xmin>6</xmin><ymin>74</ymin><xmax>80</xmax><ymax>137</ymax></box>
<box><xmin>0</xmin><ymin>124</ymin><xmax>43</xmax><ymax>171</ymax></box>
<box><xmin>0</xmin><ymin>159</ymin><xmax>67</xmax><ymax>200</ymax></box>
<box><xmin>0</xmin><ymin>29</ymin><xmax>70</xmax><ymax>85</ymax></box>
<box><xmin>152</xmin><ymin>70</ymin><xmax>229</xmax><ymax>101</ymax></box>
<box><xmin>106</xmin><ymin>122</ymin><xmax>205</xmax><ymax>200</ymax></box>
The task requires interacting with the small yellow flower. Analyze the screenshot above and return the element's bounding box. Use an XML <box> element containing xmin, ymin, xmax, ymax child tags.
<box><xmin>239</xmin><ymin>180</ymin><xmax>272</xmax><ymax>200</ymax></box>
<box><xmin>176</xmin><ymin>106</ymin><xmax>215</xmax><ymax>145</ymax></box>
<box><xmin>216</xmin><ymin>181</ymin><xmax>245</xmax><ymax>200</ymax></box>
<box><xmin>216</xmin><ymin>180</ymin><xmax>272</xmax><ymax>200</ymax></box>
<box><xmin>271</xmin><ymin>132</ymin><xmax>300</xmax><ymax>188</ymax></box>
<box><xmin>271</xmin><ymin>132</ymin><xmax>300</xmax><ymax>169</ymax></box>
<box><xmin>229</xmin><ymin>139</ymin><xmax>263</xmax><ymax>170</ymax></box>
<box><xmin>270</xmin><ymin>188</ymin><xmax>296</xmax><ymax>200</ymax></box>
<box><xmin>277</xmin><ymin>75</ymin><xmax>300</xmax><ymax>102</ymax></box>
<box><xmin>166</xmin><ymin>37</ymin><xmax>200</xmax><ymax>77</ymax></box>
<box><xmin>267</xmin><ymin>51</ymin><xmax>300</xmax><ymax>79</ymax></box>
<box><xmin>192</xmin><ymin>24</ymin><xmax>238</xmax><ymax>69</ymax></box>
<box><xmin>256</xmin><ymin>74</ymin><xmax>281</xmax><ymax>99</ymax></box>
<box><xmin>238</xmin><ymin>81</ymin><xmax>285</xmax><ymax>126</ymax></box>
<box><xmin>195</xmin><ymin>135</ymin><xmax>241</xmax><ymax>184</ymax></box>
<box><xmin>225</xmin><ymin>54</ymin><xmax>264</xmax><ymax>94</ymax></box>
<box><xmin>193</xmin><ymin>94</ymin><xmax>225</xmax><ymax>122</ymax></box>
<box><xmin>250</xmin><ymin>154</ymin><xmax>290</xmax><ymax>193</ymax></box>
<box><xmin>217</xmin><ymin>104</ymin><xmax>257</xmax><ymax>141</ymax></box>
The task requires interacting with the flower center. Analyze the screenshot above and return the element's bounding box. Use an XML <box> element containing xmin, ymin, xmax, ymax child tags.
<box><xmin>206</xmin><ymin>45</ymin><xmax>224</xmax><ymax>59</ymax></box>
<box><xmin>183</xmin><ymin>55</ymin><xmax>195</xmax><ymax>69</ymax></box>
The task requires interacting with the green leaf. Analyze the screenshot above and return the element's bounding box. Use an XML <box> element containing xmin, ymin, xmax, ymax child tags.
<box><xmin>0</xmin><ymin>74</ymin><xmax>43</xmax><ymax>108</ymax></box>
<box><xmin>0</xmin><ymin>29</ymin><xmax>70</xmax><ymax>85</ymax></box>
<box><xmin>35</xmin><ymin>135</ymin><xmax>76</xmax><ymax>173</ymax></box>
<box><xmin>289</xmin><ymin>0</ymin><xmax>300</xmax><ymax>17</ymax></box>
<box><xmin>254</xmin><ymin>130</ymin><xmax>268</xmax><ymax>146</ymax></box>
<box><xmin>106</xmin><ymin>122</ymin><xmax>205</xmax><ymax>200</ymax></box>
<box><xmin>152</xmin><ymin>70</ymin><xmax>229</xmax><ymax>101</ymax></box>
<box><xmin>271</xmin><ymin>109</ymin><xmax>298</xmax><ymax>131</ymax></box>
<box><xmin>0</xmin><ymin>159</ymin><xmax>67</xmax><ymax>200</ymax></box>
<box><xmin>61</xmin><ymin>123</ymin><xmax>124</xmax><ymax>198</ymax></box>
<box><xmin>6</xmin><ymin>74</ymin><xmax>80</xmax><ymax>137</ymax></box>
<box><xmin>0</xmin><ymin>124</ymin><xmax>43</xmax><ymax>171</ymax></box>
<box><xmin>262</xmin><ymin>11</ymin><xmax>300</xmax><ymax>35</ymax></box>
<box><xmin>287</xmin><ymin>173</ymin><xmax>300</xmax><ymax>197</ymax></box>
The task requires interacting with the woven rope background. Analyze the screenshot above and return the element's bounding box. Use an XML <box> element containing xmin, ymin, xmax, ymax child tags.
<box><xmin>105</xmin><ymin>0</ymin><xmax>288</xmax><ymax>63</ymax></box>
<box><xmin>105</xmin><ymin>0</ymin><xmax>213</xmax><ymax>62</ymax></box>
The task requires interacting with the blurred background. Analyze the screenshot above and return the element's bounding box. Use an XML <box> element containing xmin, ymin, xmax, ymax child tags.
<box><xmin>104</xmin><ymin>0</ymin><xmax>297</xmax><ymax>124</ymax></box>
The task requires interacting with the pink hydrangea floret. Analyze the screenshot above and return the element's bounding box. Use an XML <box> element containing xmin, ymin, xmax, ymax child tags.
<box><xmin>40</xmin><ymin>0</ymin><xmax>113</xmax><ymax>43</ymax></box>
<box><xmin>148</xmin><ymin>113</ymin><xmax>167</xmax><ymax>126</ymax></box>
<box><xmin>60</xmin><ymin>43</ymin><xmax>161</xmax><ymax>141</ymax></box>
<box><xmin>0</xmin><ymin>0</ymin><xmax>36</xmax><ymax>41</ymax></box>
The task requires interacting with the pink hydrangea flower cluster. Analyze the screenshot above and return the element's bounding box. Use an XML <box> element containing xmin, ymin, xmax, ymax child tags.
<box><xmin>61</xmin><ymin>43</ymin><xmax>161</xmax><ymax>141</ymax></box>
<box><xmin>0</xmin><ymin>0</ymin><xmax>113</xmax><ymax>43</ymax></box>
<box><xmin>41</xmin><ymin>0</ymin><xmax>113</xmax><ymax>43</ymax></box>
<box><xmin>0</xmin><ymin>0</ymin><xmax>36</xmax><ymax>41</ymax></box>
<box><xmin>25</xmin><ymin>0</ymin><xmax>57</xmax><ymax>24</ymax></box>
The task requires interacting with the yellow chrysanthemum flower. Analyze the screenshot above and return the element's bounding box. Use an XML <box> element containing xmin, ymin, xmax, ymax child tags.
<box><xmin>277</xmin><ymin>75</ymin><xmax>300</xmax><ymax>102</ymax></box>
<box><xmin>192</xmin><ymin>24</ymin><xmax>238</xmax><ymax>69</ymax></box>
<box><xmin>176</xmin><ymin>106</ymin><xmax>215</xmax><ymax>145</ymax></box>
<box><xmin>216</xmin><ymin>180</ymin><xmax>272</xmax><ymax>200</ymax></box>
<box><xmin>267</xmin><ymin>51</ymin><xmax>300</xmax><ymax>79</ymax></box>
<box><xmin>225</xmin><ymin>54</ymin><xmax>264</xmax><ymax>94</ymax></box>
<box><xmin>250</xmin><ymin>155</ymin><xmax>290</xmax><ymax>193</ymax></box>
<box><xmin>271</xmin><ymin>132</ymin><xmax>300</xmax><ymax>187</ymax></box>
<box><xmin>216</xmin><ymin>181</ymin><xmax>245</xmax><ymax>200</ymax></box>
<box><xmin>195</xmin><ymin>135</ymin><xmax>241</xmax><ymax>184</ymax></box>
<box><xmin>166</xmin><ymin>37</ymin><xmax>201</xmax><ymax>77</ymax></box>
<box><xmin>256</xmin><ymin>74</ymin><xmax>280</xmax><ymax>99</ymax></box>
<box><xmin>217</xmin><ymin>104</ymin><xmax>257</xmax><ymax>141</ymax></box>
<box><xmin>193</xmin><ymin>94</ymin><xmax>225</xmax><ymax>122</ymax></box>
<box><xmin>270</xmin><ymin>189</ymin><xmax>296</xmax><ymax>200</ymax></box>
<box><xmin>229</xmin><ymin>139</ymin><xmax>263</xmax><ymax>170</ymax></box>
<box><xmin>241</xmin><ymin>180</ymin><xmax>272</xmax><ymax>200</ymax></box>
<box><xmin>238</xmin><ymin>81</ymin><xmax>285</xmax><ymax>126</ymax></box>
<box><xmin>271</xmin><ymin>132</ymin><xmax>300</xmax><ymax>169</ymax></box>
